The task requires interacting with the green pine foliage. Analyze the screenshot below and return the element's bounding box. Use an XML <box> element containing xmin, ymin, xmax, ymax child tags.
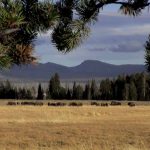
<box><xmin>0</xmin><ymin>0</ymin><xmax>58</xmax><ymax>68</ymax></box>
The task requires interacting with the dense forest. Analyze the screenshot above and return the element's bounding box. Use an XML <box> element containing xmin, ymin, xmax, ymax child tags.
<box><xmin>0</xmin><ymin>72</ymin><xmax>149</xmax><ymax>101</ymax></box>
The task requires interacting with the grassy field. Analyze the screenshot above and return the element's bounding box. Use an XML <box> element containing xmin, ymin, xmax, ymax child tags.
<box><xmin>0</xmin><ymin>105</ymin><xmax>150</xmax><ymax>150</ymax></box>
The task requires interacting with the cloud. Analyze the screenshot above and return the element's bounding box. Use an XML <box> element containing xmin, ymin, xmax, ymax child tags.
<box><xmin>86</xmin><ymin>41</ymin><xmax>144</xmax><ymax>53</ymax></box>
<box><xmin>110</xmin><ymin>42</ymin><xmax>144</xmax><ymax>53</ymax></box>
<box><xmin>34</xmin><ymin>11</ymin><xmax>150</xmax><ymax>66</ymax></box>
<box><xmin>87</xmin><ymin>47</ymin><xmax>106</xmax><ymax>52</ymax></box>
<box><xmin>83</xmin><ymin>13</ymin><xmax>149</xmax><ymax>53</ymax></box>
<box><xmin>107</xmin><ymin>24</ymin><xmax>150</xmax><ymax>36</ymax></box>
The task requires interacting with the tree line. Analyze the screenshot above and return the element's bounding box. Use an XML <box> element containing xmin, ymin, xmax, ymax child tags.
<box><xmin>0</xmin><ymin>72</ymin><xmax>149</xmax><ymax>101</ymax></box>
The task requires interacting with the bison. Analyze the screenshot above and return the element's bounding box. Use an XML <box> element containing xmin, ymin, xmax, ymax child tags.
<box><xmin>7</xmin><ymin>102</ymin><xmax>17</xmax><ymax>105</ymax></box>
<box><xmin>91</xmin><ymin>102</ymin><xmax>100</xmax><ymax>106</ymax></box>
<box><xmin>48</xmin><ymin>102</ymin><xmax>66</xmax><ymax>106</ymax></box>
<box><xmin>128</xmin><ymin>102</ymin><xmax>135</xmax><ymax>107</ymax></box>
<box><xmin>101</xmin><ymin>103</ymin><xmax>108</xmax><ymax>107</ymax></box>
<box><xmin>69</xmin><ymin>102</ymin><xmax>83</xmax><ymax>106</ymax></box>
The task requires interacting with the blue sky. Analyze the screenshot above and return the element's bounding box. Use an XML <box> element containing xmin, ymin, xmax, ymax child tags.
<box><xmin>34</xmin><ymin>4</ymin><xmax>150</xmax><ymax>66</ymax></box>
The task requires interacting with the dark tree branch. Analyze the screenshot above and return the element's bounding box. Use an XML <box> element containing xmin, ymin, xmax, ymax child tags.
<box><xmin>96</xmin><ymin>1</ymin><xmax>150</xmax><ymax>9</ymax></box>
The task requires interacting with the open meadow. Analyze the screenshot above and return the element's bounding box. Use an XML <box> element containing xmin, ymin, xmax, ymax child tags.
<box><xmin>0</xmin><ymin>104</ymin><xmax>150</xmax><ymax>150</ymax></box>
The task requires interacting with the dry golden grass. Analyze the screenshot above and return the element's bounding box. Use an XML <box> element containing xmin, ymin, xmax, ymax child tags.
<box><xmin>0</xmin><ymin>106</ymin><xmax>150</xmax><ymax>150</ymax></box>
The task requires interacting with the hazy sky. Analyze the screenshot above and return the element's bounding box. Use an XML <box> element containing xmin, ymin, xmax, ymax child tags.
<box><xmin>34</xmin><ymin>5</ymin><xmax>150</xmax><ymax>66</ymax></box>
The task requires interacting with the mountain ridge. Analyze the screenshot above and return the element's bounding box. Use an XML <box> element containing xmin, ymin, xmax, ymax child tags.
<box><xmin>0</xmin><ymin>60</ymin><xmax>145</xmax><ymax>81</ymax></box>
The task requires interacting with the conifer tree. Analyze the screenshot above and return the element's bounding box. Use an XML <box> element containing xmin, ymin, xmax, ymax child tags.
<box><xmin>59</xmin><ymin>87</ymin><xmax>66</xmax><ymax>99</ymax></box>
<box><xmin>123</xmin><ymin>84</ymin><xmax>129</xmax><ymax>100</ymax></box>
<box><xmin>100</xmin><ymin>79</ymin><xmax>112</xmax><ymax>100</ymax></box>
<box><xmin>91</xmin><ymin>80</ymin><xmax>98</xmax><ymax>100</ymax></box>
<box><xmin>72</xmin><ymin>81</ymin><xmax>77</xmax><ymax>99</ymax></box>
<box><xmin>145</xmin><ymin>36</ymin><xmax>150</xmax><ymax>72</ymax></box>
<box><xmin>129</xmin><ymin>81</ymin><xmax>137</xmax><ymax>100</ymax></box>
<box><xmin>37</xmin><ymin>83</ymin><xmax>44</xmax><ymax>100</ymax></box>
<box><xmin>48</xmin><ymin>73</ymin><xmax>61</xmax><ymax>99</ymax></box>
<box><xmin>66</xmin><ymin>88</ymin><xmax>72</xmax><ymax>100</ymax></box>
<box><xmin>84</xmin><ymin>82</ymin><xmax>91</xmax><ymax>100</ymax></box>
<box><xmin>76</xmin><ymin>85</ymin><xmax>83</xmax><ymax>100</ymax></box>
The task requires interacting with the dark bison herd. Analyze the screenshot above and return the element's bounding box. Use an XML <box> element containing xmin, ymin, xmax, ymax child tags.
<box><xmin>7</xmin><ymin>101</ymin><xmax>43</xmax><ymax>106</ymax></box>
<box><xmin>7</xmin><ymin>101</ymin><xmax>136</xmax><ymax>107</ymax></box>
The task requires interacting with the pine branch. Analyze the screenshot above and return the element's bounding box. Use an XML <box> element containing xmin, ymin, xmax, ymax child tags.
<box><xmin>96</xmin><ymin>0</ymin><xmax>150</xmax><ymax>8</ymax></box>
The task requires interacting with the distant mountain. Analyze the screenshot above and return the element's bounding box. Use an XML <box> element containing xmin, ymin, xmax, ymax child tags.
<box><xmin>0</xmin><ymin>60</ymin><xmax>146</xmax><ymax>81</ymax></box>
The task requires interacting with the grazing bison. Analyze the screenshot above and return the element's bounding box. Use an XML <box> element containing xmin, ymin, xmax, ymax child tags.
<box><xmin>21</xmin><ymin>102</ymin><xmax>43</xmax><ymax>106</ymax></box>
<box><xmin>101</xmin><ymin>103</ymin><xmax>108</xmax><ymax>107</ymax></box>
<box><xmin>110</xmin><ymin>101</ymin><xmax>121</xmax><ymax>106</ymax></box>
<box><xmin>21</xmin><ymin>102</ymin><xmax>35</xmax><ymax>106</ymax></box>
<box><xmin>91</xmin><ymin>102</ymin><xmax>100</xmax><ymax>106</ymax></box>
<box><xmin>128</xmin><ymin>102</ymin><xmax>135</xmax><ymax>107</ymax></box>
<box><xmin>7</xmin><ymin>102</ymin><xmax>17</xmax><ymax>105</ymax></box>
<box><xmin>48</xmin><ymin>102</ymin><xmax>66</xmax><ymax>106</ymax></box>
<box><xmin>69</xmin><ymin>102</ymin><xmax>83</xmax><ymax>106</ymax></box>
<box><xmin>48</xmin><ymin>102</ymin><xmax>57</xmax><ymax>106</ymax></box>
<box><xmin>56</xmin><ymin>102</ymin><xmax>66</xmax><ymax>106</ymax></box>
<box><xmin>16</xmin><ymin>102</ymin><xmax>20</xmax><ymax>105</ymax></box>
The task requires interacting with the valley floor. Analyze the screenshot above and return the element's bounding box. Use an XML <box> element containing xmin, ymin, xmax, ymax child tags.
<box><xmin>0</xmin><ymin>106</ymin><xmax>150</xmax><ymax>150</ymax></box>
